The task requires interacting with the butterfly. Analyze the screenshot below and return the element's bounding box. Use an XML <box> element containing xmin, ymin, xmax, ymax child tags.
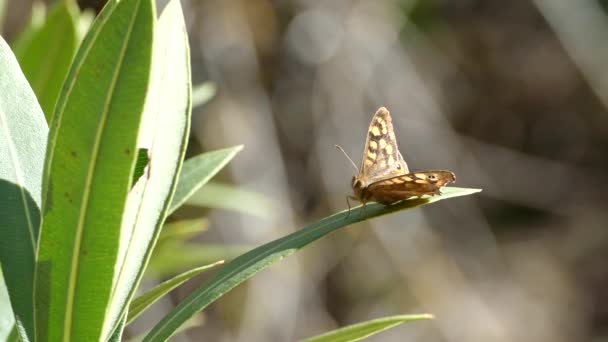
<box><xmin>337</xmin><ymin>107</ymin><xmax>455</xmax><ymax>209</ymax></box>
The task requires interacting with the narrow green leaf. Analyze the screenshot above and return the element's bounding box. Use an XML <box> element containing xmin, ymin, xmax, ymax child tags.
<box><xmin>0</xmin><ymin>35</ymin><xmax>48</xmax><ymax>341</ymax></box>
<box><xmin>129</xmin><ymin>315</ymin><xmax>204</xmax><ymax>342</ymax></box>
<box><xmin>187</xmin><ymin>181</ymin><xmax>277</xmax><ymax>219</ymax></box>
<box><xmin>127</xmin><ymin>260</ymin><xmax>224</xmax><ymax>324</ymax></box>
<box><xmin>10</xmin><ymin>1</ymin><xmax>46</xmax><ymax>52</ymax></box>
<box><xmin>147</xmin><ymin>242</ymin><xmax>247</xmax><ymax>278</ymax></box>
<box><xmin>107</xmin><ymin>313</ymin><xmax>127</xmax><ymax>342</ymax></box>
<box><xmin>144</xmin><ymin>187</ymin><xmax>481</xmax><ymax>340</ymax></box>
<box><xmin>159</xmin><ymin>218</ymin><xmax>209</xmax><ymax>243</ymax></box>
<box><xmin>103</xmin><ymin>0</ymin><xmax>191</xmax><ymax>337</ymax></box>
<box><xmin>302</xmin><ymin>314</ymin><xmax>433</xmax><ymax>342</ymax></box>
<box><xmin>191</xmin><ymin>82</ymin><xmax>216</xmax><ymax>108</ymax></box>
<box><xmin>34</xmin><ymin>0</ymin><xmax>155</xmax><ymax>340</ymax></box>
<box><xmin>13</xmin><ymin>0</ymin><xmax>79</xmax><ymax>121</ymax></box>
<box><xmin>168</xmin><ymin>145</ymin><xmax>244</xmax><ymax>215</ymax></box>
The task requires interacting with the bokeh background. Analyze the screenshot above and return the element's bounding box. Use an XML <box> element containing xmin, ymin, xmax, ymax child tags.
<box><xmin>4</xmin><ymin>0</ymin><xmax>608</xmax><ymax>341</ymax></box>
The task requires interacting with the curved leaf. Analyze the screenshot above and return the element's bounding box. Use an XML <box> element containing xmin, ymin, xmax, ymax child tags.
<box><xmin>129</xmin><ymin>315</ymin><xmax>203</xmax><ymax>342</ymax></box>
<box><xmin>191</xmin><ymin>82</ymin><xmax>216</xmax><ymax>108</ymax></box>
<box><xmin>0</xmin><ymin>35</ymin><xmax>48</xmax><ymax>340</ymax></box>
<box><xmin>104</xmin><ymin>0</ymin><xmax>192</xmax><ymax>337</ymax></box>
<box><xmin>108</xmin><ymin>313</ymin><xmax>127</xmax><ymax>342</ymax></box>
<box><xmin>10</xmin><ymin>1</ymin><xmax>46</xmax><ymax>52</ymax></box>
<box><xmin>144</xmin><ymin>187</ymin><xmax>482</xmax><ymax>341</ymax></box>
<box><xmin>34</xmin><ymin>0</ymin><xmax>155</xmax><ymax>340</ymax></box>
<box><xmin>186</xmin><ymin>181</ymin><xmax>277</xmax><ymax>219</ymax></box>
<box><xmin>147</xmin><ymin>242</ymin><xmax>247</xmax><ymax>278</ymax></box>
<box><xmin>168</xmin><ymin>145</ymin><xmax>244</xmax><ymax>215</ymax></box>
<box><xmin>13</xmin><ymin>0</ymin><xmax>79</xmax><ymax>121</ymax></box>
<box><xmin>302</xmin><ymin>314</ymin><xmax>433</xmax><ymax>342</ymax></box>
<box><xmin>158</xmin><ymin>218</ymin><xmax>208</xmax><ymax>243</ymax></box>
<box><xmin>127</xmin><ymin>260</ymin><xmax>224</xmax><ymax>324</ymax></box>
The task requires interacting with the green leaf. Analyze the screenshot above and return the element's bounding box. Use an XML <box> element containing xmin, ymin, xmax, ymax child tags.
<box><xmin>127</xmin><ymin>261</ymin><xmax>224</xmax><ymax>324</ymax></box>
<box><xmin>10</xmin><ymin>1</ymin><xmax>46</xmax><ymax>52</ymax></box>
<box><xmin>104</xmin><ymin>0</ymin><xmax>192</xmax><ymax>337</ymax></box>
<box><xmin>191</xmin><ymin>82</ymin><xmax>216</xmax><ymax>108</ymax></box>
<box><xmin>132</xmin><ymin>148</ymin><xmax>149</xmax><ymax>185</ymax></box>
<box><xmin>34</xmin><ymin>0</ymin><xmax>155</xmax><ymax>340</ymax></box>
<box><xmin>77</xmin><ymin>9</ymin><xmax>96</xmax><ymax>42</ymax></box>
<box><xmin>158</xmin><ymin>218</ymin><xmax>209</xmax><ymax>243</ymax></box>
<box><xmin>13</xmin><ymin>0</ymin><xmax>79</xmax><ymax>121</ymax></box>
<box><xmin>107</xmin><ymin>313</ymin><xmax>127</xmax><ymax>342</ymax></box>
<box><xmin>143</xmin><ymin>187</ymin><xmax>481</xmax><ymax>340</ymax></box>
<box><xmin>147</xmin><ymin>242</ymin><xmax>248</xmax><ymax>278</ymax></box>
<box><xmin>0</xmin><ymin>35</ymin><xmax>48</xmax><ymax>340</ymax></box>
<box><xmin>6</xmin><ymin>328</ymin><xmax>19</xmax><ymax>342</ymax></box>
<box><xmin>168</xmin><ymin>145</ymin><xmax>244</xmax><ymax>215</ymax></box>
<box><xmin>0</xmin><ymin>0</ymin><xmax>6</xmax><ymax>34</ymax></box>
<box><xmin>0</xmin><ymin>270</ymin><xmax>15</xmax><ymax>341</ymax></box>
<box><xmin>186</xmin><ymin>181</ymin><xmax>277</xmax><ymax>219</ymax></box>
<box><xmin>129</xmin><ymin>315</ymin><xmax>204</xmax><ymax>342</ymax></box>
<box><xmin>302</xmin><ymin>314</ymin><xmax>433</xmax><ymax>342</ymax></box>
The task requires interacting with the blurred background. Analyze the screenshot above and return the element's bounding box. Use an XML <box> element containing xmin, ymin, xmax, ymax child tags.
<box><xmin>4</xmin><ymin>0</ymin><xmax>608</xmax><ymax>341</ymax></box>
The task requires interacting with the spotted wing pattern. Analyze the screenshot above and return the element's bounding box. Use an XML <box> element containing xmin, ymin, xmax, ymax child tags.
<box><xmin>349</xmin><ymin>106</ymin><xmax>456</xmax><ymax>207</ymax></box>
<box><xmin>357</xmin><ymin>107</ymin><xmax>409</xmax><ymax>185</ymax></box>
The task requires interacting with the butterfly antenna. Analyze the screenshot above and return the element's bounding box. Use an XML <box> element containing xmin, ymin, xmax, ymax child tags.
<box><xmin>335</xmin><ymin>145</ymin><xmax>359</xmax><ymax>174</ymax></box>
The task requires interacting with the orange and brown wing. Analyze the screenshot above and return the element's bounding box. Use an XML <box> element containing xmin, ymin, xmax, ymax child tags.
<box><xmin>359</xmin><ymin>107</ymin><xmax>409</xmax><ymax>183</ymax></box>
<box><xmin>367</xmin><ymin>171</ymin><xmax>455</xmax><ymax>204</ymax></box>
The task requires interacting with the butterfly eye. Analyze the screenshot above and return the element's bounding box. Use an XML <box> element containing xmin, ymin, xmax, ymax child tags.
<box><xmin>428</xmin><ymin>174</ymin><xmax>437</xmax><ymax>181</ymax></box>
<box><xmin>396</xmin><ymin>164</ymin><xmax>401</xmax><ymax>170</ymax></box>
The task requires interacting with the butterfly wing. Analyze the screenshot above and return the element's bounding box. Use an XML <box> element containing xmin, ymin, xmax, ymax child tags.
<box><xmin>358</xmin><ymin>107</ymin><xmax>409</xmax><ymax>184</ymax></box>
<box><xmin>366</xmin><ymin>170</ymin><xmax>455</xmax><ymax>204</ymax></box>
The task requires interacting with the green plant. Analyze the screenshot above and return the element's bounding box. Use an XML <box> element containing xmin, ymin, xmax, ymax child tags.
<box><xmin>0</xmin><ymin>0</ymin><xmax>480</xmax><ymax>341</ymax></box>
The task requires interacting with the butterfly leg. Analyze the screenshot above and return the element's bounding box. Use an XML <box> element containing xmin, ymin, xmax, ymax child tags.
<box><xmin>358</xmin><ymin>201</ymin><xmax>365</xmax><ymax>219</ymax></box>
<box><xmin>345</xmin><ymin>196</ymin><xmax>358</xmax><ymax>220</ymax></box>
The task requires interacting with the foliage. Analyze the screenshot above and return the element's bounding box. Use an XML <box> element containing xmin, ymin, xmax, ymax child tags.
<box><xmin>0</xmin><ymin>0</ymin><xmax>480</xmax><ymax>340</ymax></box>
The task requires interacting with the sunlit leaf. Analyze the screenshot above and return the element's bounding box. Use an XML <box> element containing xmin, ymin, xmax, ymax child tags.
<box><xmin>144</xmin><ymin>187</ymin><xmax>482</xmax><ymax>340</ymax></box>
<box><xmin>0</xmin><ymin>34</ymin><xmax>47</xmax><ymax>341</ymax></box>
<box><xmin>302</xmin><ymin>314</ymin><xmax>433</xmax><ymax>342</ymax></box>
<box><xmin>34</xmin><ymin>0</ymin><xmax>154</xmax><ymax>340</ymax></box>
<box><xmin>127</xmin><ymin>261</ymin><xmax>224</xmax><ymax>324</ymax></box>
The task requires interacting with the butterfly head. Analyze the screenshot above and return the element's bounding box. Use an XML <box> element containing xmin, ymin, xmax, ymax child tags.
<box><xmin>351</xmin><ymin>175</ymin><xmax>370</xmax><ymax>202</ymax></box>
<box><xmin>426</xmin><ymin>171</ymin><xmax>456</xmax><ymax>184</ymax></box>
<box><xmin>351</xmin><ymin>175</ymin><xmax>363</xmax><ymax>190</ymax></box>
